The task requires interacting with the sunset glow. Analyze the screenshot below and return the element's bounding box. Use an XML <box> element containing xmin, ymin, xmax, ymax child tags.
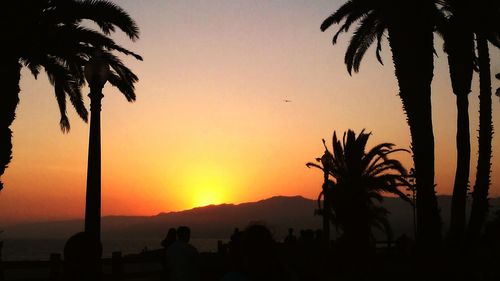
<box><xmin>185</xmin><ymin>166</ymin><xmax>230</xmax><ymax>208</ymax></box>
<box><xmin>0</xmin><ymin>0</ymin><xmax>499</xmax><ymax>226</ymax></box>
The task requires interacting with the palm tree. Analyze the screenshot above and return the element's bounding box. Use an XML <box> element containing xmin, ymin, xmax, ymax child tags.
<box><xmin>435</xmin><ymin>0</ymin><xmax>475</xmax><ymax>245</ymax></box>
<box><xmin>0</xmin><ymin>0</ymin><xmax>143</xmax><ymax>190</ymax></box>
<box><xmin>436</xmin><ymin>0</ymin><xmax>499</xmax><ymax>245</ymax></box>
<box><xmin>320</xmin><ymin>0</ymin><xmax>442</xmax><ymax>249</ymax></box>
<box><xmin>307</xmin><ymin>129</ymin><xmax>412</xmax><ymax>254</ymax></box>
<box><xmin>467</xmin><ymin>0</ymin><xmax>500</xmax><ymax>242</ymax></box>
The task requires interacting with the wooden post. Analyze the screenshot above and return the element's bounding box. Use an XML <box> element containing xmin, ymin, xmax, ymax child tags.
<box><xmin>49</xmin><ymin>253</ymin><xmax>61</xmax><ymax>281</ymax></box>
<box><xmin>112</xmin><ymin>251</ymin><xmax>122</xmax><ymax>281</ymax></box>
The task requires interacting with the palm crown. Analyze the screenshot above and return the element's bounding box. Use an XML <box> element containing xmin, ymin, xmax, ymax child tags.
<box><xmin>0</xmin><ymin>0</ymin><xmax>143</xmax><ymax>190</ymax></box>
<box><xmin>6</xmin><ymin>0</ymin><xmax>143</xmax><ymax>131</ymax></box>
<box><xmin>307</xmin><ymin>130</ymin><xmax>412</xmax><ymax>244</ymax></box>
<box><xmin>320</xmin><ymin>0</ymin><xmax>439</xmax><ymax>75</ymax></box>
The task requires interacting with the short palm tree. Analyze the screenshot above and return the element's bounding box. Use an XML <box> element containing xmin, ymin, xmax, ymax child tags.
<box><xmin>307</xmin><ymin>129</ymin><xmax>412</xmax><ymax>254</ymax></box>
<box><xmin>320</xmin><ymin>0</ymin><xmax>442</xmax><ymax>248</ymax></box>
<box><xmin>0</xmin><ymin>0</ymin><xmax>143</xmax><ymax>190</ymax></box>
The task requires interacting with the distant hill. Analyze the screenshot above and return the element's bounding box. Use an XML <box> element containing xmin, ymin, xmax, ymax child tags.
<box><xmin>4</xmin><ymin>195</ymin><xmax>500</xmax><ymax>241</ymax></box>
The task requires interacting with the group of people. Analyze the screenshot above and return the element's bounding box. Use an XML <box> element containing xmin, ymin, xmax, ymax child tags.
<box><xmin>161</xmin><ymin>226</ymin><xmax>200</xmax><ymax>281</ymax></box>
<box><xmin>223</xmin><ymin>224</ymin><xmax>297</xmax><ymax>281</ymax></box>
<box><xmin>161</xmin><ymin>224</ymin><xmax>300</xmax><ymax>281</ymax></box>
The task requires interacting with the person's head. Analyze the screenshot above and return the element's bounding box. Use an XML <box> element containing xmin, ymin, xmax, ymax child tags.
<box><xmin>177</xmin><ymin>226</ymin><xmax>191</xmax><ymax>242</ymax></box>
<box><xmin>240</xmin><ymin>223</ymin><xmax>277</xmax><ymax>274</ymax></box>
<box><xmin>288</xmin><ymin>228</ymin><xmax>294</xmax><ymax>235</ymax></box>
<box><xmin>162</xmin><ymin>227</ymin><xmax>177</xmax><ymax>248</ymax></box>
<box><xmin>63</xmin><ymin>232</ymin><xmax>102</xmax><ymax>280</ymax></box>
<box><xmin>167</xmin><ymin>228</ymin><xmax>177</xmax><ymax>240</ymax></box>
<box><xmin>64</xmin><ymin>232</ymin><xmax>102</xmax><ymax>263</ymax></box>
<box><xmin>243</xmin><ymin>224</ymin><xmax>274</xmax><ymax>258</ymax></box>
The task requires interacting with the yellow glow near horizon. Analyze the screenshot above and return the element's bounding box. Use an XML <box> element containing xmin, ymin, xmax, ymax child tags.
<box><xmin>192</xmin><ymin>189</ymin><xmax>223</xmax><ymax>208</ymax></box>
<box><xmin>185</xmin><ymin>167</ymin><xmax>230</xmax><ymax>208</ymax></box>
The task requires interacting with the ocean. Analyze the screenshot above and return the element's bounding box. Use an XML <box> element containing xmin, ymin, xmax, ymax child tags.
<box><xmin>1</xmin><ymin>238</ymin><xmax>226</xmax><ymax>261</ymax></box>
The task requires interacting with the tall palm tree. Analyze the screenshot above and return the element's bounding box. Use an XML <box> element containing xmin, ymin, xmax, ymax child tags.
<box><xmin>467</xmin><ymin>0</ymin><xmax>500</xmax><ymax>242</ymax></box>
<box><xmin>320</xmin><ymin>0</ymin><xmax>442</xmax><ymax>249</ymax></box>
<box><xmin>436</xmin><ymin>0</ymin><xmax>475</xmax><ymax>245</ymax></box>
<box><xmin>307</xmin><ymin>129</ymin><xmax>412</xmax><ymax>254</ymax></box>
<box><xmin>0</xmin><ymin>0</ymin><xmax>143</xmax><ymax>190</ymax></box>
<box><xmin>437</xmin><ymin>0</ymin><xmax>499</xmax><ymax>245</ymax></box>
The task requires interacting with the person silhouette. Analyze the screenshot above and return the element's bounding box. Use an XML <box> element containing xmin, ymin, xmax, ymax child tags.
<box><xmin>161</xmin><ymin>227</ymin><xmax>177</xmax><ymax>274</ymax></box>
<box><xmin>284</xmin><ymin>228</ymin><xmax>297</xmax><ymax>246</ymax></box>
<box><xmin>62</xmin><ymin>232</ymin><xmax>102</xmax><ymax>281</ymax></box>
<box><xmin>165</xmin><ymin>226</ymin><xmax>200</xmax><ymax>281</ymax></box>
<box><xmin>222</xmin><ymin>223</ymin><xmax>295</xmax><ymax>281</ymax></box>
<box><xmin>230</xmin><ymin>228</ymin><xmax>241</xmax><ymax>243</ymax></box>
<box><xmin>162</xmin><ymin>227</ymin><xmax>177</xmax><ymax>249</ymax></box>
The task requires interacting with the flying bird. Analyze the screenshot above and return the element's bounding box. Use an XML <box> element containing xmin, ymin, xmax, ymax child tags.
<box><xmin>283</xmin><ymin>99</ymin><xmax>292</xmax><ymax>103</ymax></box>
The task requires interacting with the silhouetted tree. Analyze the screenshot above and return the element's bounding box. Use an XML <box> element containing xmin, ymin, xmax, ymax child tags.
<box><xmin>307</xmin><ymin>129</ymin><xmax>412</xmax><ymax>255</ymax></box>
<box><xmin>466</xmin><ymin>0</ymin><xmax>500</xmax><ymax>244</ymax></box>
<box><xmin>435</xmin><ymin>0</ymin><xmax>475</xmax><ymax>245</ymax></box>
<box><xmin>0</xmin><ymin>0</ymin><xmax>142</xmax><ymax>190</ymax></box>
<box><xmin>320</xmin><ymin>0</ymin><xmax>442</xmax><ymax>249</ymax></box>
<box><xmin>436</xmin><ymin>0</ymin><xmax>499</xmax><ymax>246</ymax></box>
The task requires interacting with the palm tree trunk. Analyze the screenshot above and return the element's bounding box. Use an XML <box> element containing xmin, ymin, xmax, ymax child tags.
<box><xmin>467</xmin><ymin>33</ymin><xmax>493</xmax><ymax>243</ymax></box>
<box><xmin>449</xmin><ymin>94</ymin><xmax>470</xmax><ymax>243</ymax></box>
<box><xmin>0</xmin><ymin>58</ymin><xmax>21</xmax><ymax>190</ymax></box>
<box><xmin>447</xmin><ymin>26</ymin><xmax>474</xmax><ymax>245</ymax></box>
<box><xmin>322</xmin><ymin>186</ymin><xmax>331</xmax><ymax>249</ymax></box>
<box><xmin>387</xmin><ymin>20</ymin><xmax>442</xmax><ymax>251</ymax></box>
<box><xmin>407</xmin><ymin>89</ymin><xmax>442</xmax><ymax>249</ymax></box>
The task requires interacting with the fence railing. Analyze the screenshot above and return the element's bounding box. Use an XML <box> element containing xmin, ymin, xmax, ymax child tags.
<box><xmin>0</xmin><ymin>251</ymin><xmax>166</xmax><ymax>281</ymax></box>
<box><xmin>0</xmin><ymin>240</ymin><xmax>397</xmax><ymax>281</ymax></box>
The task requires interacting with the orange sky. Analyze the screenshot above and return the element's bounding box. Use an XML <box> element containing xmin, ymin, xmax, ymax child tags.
<box><xmin>1</xmin><ymin>0</ymin><xmax>499</xmax><ymax>225</ymax></box>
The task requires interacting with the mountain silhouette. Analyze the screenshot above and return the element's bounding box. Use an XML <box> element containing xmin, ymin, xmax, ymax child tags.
<box><xmin>4</xmin><ymin>195</ymin><xmax>500</xmax><ymax>241</ymax></box>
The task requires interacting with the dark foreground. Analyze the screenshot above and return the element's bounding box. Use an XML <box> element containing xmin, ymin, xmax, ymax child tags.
<box><xmin>1</xmin><ymin>241</ymin><xmax>499</xmax><ymax>281</ymax></box>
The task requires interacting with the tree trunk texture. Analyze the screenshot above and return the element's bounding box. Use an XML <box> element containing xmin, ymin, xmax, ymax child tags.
<box><xmin>467</xmin><ymin>33</ymin><xmax>493</xmax><ymax>244</ymax></box>
<box><xmin>387</xmin><ymin>5</ymin><xmax>442</xmax><ymax>251</ymax></box>
<box><xmin>0</xmin><ymin>58</ymin><xmax>21</xmax><ymax>190</ymax></box>
<box><xmin>447</xmin><ymin>19</ymin><xmax>474</xmax><ymax>245</ymax></box>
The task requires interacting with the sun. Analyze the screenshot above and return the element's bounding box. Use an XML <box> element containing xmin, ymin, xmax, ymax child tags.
<box><xmin>192</xmin><ymin>189</ymin><xmax>223</xmax><ymax>207</ymax></box>
<box><xmin>185</xmin><ymin>167</ymin><xmax>230</xmax><ymax>208</ymax></box>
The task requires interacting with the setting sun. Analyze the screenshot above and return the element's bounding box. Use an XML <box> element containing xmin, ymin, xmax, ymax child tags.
<box><xmin>192</xmin><ymin>189</ymin><xmax>223</xmax><ymax>208</ymax></box>
<box><xmin>185</xmin><ymin>167</ymin><xmax>230</xmax><ymax>208</ymax></box>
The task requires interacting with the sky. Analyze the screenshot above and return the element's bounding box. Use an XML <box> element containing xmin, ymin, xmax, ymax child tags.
<box><xmin>1</xmin><ymin>0</ymin><xmax>499</xmax><ymax>225</ymax></box>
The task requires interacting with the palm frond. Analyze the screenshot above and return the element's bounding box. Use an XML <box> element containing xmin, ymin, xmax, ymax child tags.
<box><xmin>54</xmin><ymin>79</ymin><xmax>70</xmax><ymax>133</ymax></box>
<box><xmin>374</xmin><ymin>19</ymin><xmax>386</xmax><ymax>64</ymax></box>
<box><xmin>308</xmin><ymin>129</ymin><xmax>412</xmax><ymax>247</ymax></box>
<box><xmin>58</xmin><ymin>0</ymin><xmax>140</xmax><ymax>40</ymax></box>
<box><xmin>345</xmin><ymin>12</ymin><xmax>380</xmax><ymax>74</ymax></box>
<box><xmin>42</xmin><ymin>57</ymin><xmax>88</xmax><ymax>123</ymax></box>
<box><xmin>321</xmin><ymin>0</ymin><xmax>357</xmax><ymax>31</ymax></box>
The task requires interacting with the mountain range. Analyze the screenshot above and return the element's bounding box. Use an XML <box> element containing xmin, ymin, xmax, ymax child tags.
<box><xmin>4</xmin><ymin>195</ymin><xmax>500</xmax><ymax>241</ymax></box>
